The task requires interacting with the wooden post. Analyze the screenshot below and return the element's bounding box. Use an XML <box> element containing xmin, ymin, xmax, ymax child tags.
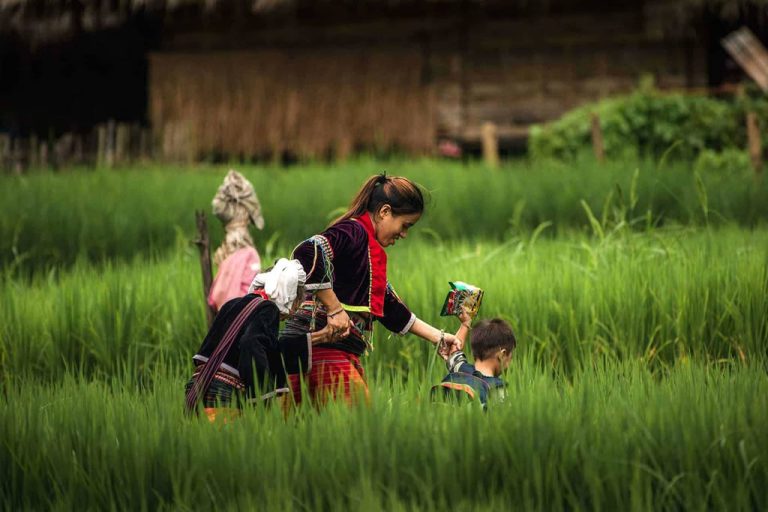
<box><xmin>74</xmin><ymin>133</ymin><xmax>84</xmax><ymax>165</ymax></box>
<box><xmin>106</xmin><ymin>119</ymin><xmax>116</xmax><ymax>168</ymax></box>
<box><xmin>139</xmin><ymin>128</ymin><xmax>151</xmax><ymax>161</ymax></box>
<box><xmin>29</xmin><ymin>135</ymin><xmax>38</xmax><ymax>169</ymax></box>
<box><xmin>116</xmin><ymin>123</ymin><xmax>130</xmax><ymax>165</ymax></box>
<box><xmin>12</xmin><ymin>138</ymin><xmax>23</xmax><ymax>174</ymax></box>
<box><xmin>746</xmin><ymin>111</ymin><xmax>763</xmax><ymax>174</ymax></box>
<box><xmin>481</xmin><ymin>121</ymin><xmax>499</xmax><ymax>168</ymax></box>
<box><xmin>194</xmin><ymin>210</ymin><xmax>216</xmax><ymax>327</ymax></box>
<box><xmin>0</xmin><ymin>134</ymin><xmax>9</xmax><ymax>172</ymax></box>
<box><xmin>97</xmin><ymin>124</ymin><xmax>107</xmax><ymax>167</ymax></box>
<box><xmin>591</xmin><ymin>112</ymin><xmax>605</xmax><ymax>163</ymax></box>
<box><xmin>39</xmin><ymin>141</ymin><xmax>48</xmax><ymax>168</ymax></box>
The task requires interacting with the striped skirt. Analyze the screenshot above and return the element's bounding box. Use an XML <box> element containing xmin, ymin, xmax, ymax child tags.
<box><xmin>185</xmin><ymin>366</ymin><xmax>245</xmax><ymax>423</ymax></box>
<box><xmin>287</xmin><ymin>347</ymin><xmax>369</xmax><ymax>407</ymax></box>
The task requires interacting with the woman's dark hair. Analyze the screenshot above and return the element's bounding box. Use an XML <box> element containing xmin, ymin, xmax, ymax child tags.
<box><xmin>470</xmin><ymin>318</ymin><xmax>517</xmax><ymax>361</ymax></box>
<box><xmin>331</xmin><ymin>173</ymin><xmax>426</xmax><ymax>226</ymax></box>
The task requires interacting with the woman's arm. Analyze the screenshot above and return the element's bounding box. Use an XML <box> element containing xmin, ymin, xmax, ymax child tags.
<box><xmin>454</xmin><ymin>309</ymin><xmax>473</xmax><ymax>346</ymax></box>
<box><xmin>316</xmin><ymin>288</ymin><xmax>351</xmax><ymax>339</ymax></box>
<box><xmin>407</xmin><ymin>318</ymin><xmax>463</xmax><ymax>353</ymax></box>
<box><xmin>408</xmin><ymin>318</ymin><xmax>443</xmax><ymax>344</ymax></box>
<box><xmin>291</xmin><ymin>226</ymin><xmax>356</xmax><ymax>341</ymax></box>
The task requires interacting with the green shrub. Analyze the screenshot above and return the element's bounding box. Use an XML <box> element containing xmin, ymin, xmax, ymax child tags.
<box><xmin>694</xmin><ymin>148</ymin><xmax>752</xmax><ymax>174</ymax></box>
<box><xmin>530</xmin><ymin>84</ymin><xmax>768</xmax><ymax>161</ymax></box>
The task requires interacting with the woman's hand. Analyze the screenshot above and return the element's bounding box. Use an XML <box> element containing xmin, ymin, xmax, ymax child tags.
<box><xmin>316</xmin><ymin>288</ymin><xmax>351</xmax><ymax>341</ymax></box>
<box><xmin>310</xmin><ymin>325</ymin><xmax>333</xmax><ymax>344</ymax></box>
<box><xmin>325</xmin><ymin>309</ymin><xmax>352</xmax><ymax>341</ymax></box>
<box><xmin>409</xmin><ymin>318</ymin><xmax>463</xmax><ymax>353</ymax></box>
<box><xmin>441</xmin><ymin>331</ymin><xmax>463</xmax><ymax>355</ymax></box>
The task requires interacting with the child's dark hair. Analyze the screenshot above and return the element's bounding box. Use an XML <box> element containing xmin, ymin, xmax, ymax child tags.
<box><xmin>331</xmin><ymin>174</ymin><xmax>426</xmax><ymax>226</ymax></box>
<box><xmin>470</xmin><ymin>318</ymin><xmax>516</xmax><ymax>361</ymax></box>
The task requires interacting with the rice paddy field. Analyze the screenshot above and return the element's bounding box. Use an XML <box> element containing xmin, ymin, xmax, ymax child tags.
<box><xmin>1</xmin><ymin>158</ymin><xmax>767</xmax><ymax>510</ymax></box>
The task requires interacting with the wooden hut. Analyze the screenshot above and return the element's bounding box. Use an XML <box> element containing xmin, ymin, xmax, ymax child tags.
<box><xmin>1</xmin><ymin>0</ymin><xmax>766</xmax><ymax>165</ymax></box>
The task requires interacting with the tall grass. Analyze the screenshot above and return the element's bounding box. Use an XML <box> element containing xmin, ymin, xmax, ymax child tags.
<box><xmin>2</xmin><ymin>157</ymin><xmax>766</xmax><ymax>273</ymax></box>
<box><xmin>2</xmin><ymin>228</ymin><xmax>765</xmax><ymax>382</ymax></box>
<box><xmin>1</xmin><ymin>361</ymin><xmax>765</xmax><ymax>510</ymax></box>
<box><xmin>2</xmin><ymin>163</ymin><xmax>766</xmax><ymax>510</ymax></box>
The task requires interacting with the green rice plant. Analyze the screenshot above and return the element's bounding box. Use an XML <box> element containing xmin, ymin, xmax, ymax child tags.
<box><xmin>1</xmin><ymin>157</ymin><xmax>766</xmax><ymax>274</ymax></box>
<box><xmin>0</xmin><ymin>360</ymin><xmax>765</xmax><ymax>510</ymax></box>
<box><xmin>2</xmin><ymin>228</ymin><xmax>765</xmax><ymax>382</ymax></box>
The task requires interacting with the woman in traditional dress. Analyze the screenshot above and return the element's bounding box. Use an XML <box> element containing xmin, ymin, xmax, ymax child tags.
<box><xmin>185</xmin><ymin>259</ymin><xmax>332</xmax><ymax>422</ymax></box>
<box><xmin>281</xmin><ymin>174</ymin><xmax>462</xmax><ymax>406</ymax></box>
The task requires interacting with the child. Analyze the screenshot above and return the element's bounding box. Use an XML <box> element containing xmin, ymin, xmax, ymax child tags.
<box><xmin>185</xmin><ymin>259</ymin><xmax>331</xmax><ymax>422</ymax></box>
<box><xmin>433</xmin><ymin>314</ymin><xmax>516</xmax><ymax>409</ymax></box>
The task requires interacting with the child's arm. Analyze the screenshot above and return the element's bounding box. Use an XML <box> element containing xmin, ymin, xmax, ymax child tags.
<box><xmin>439</xmin><ymin>308</ymin><xmax>473</xmax><ymax>361</ymax></box>
<box><xmin>454</xmin><ymin>308</ymin><xmax>472</xmax><ymax>347</ymax></box>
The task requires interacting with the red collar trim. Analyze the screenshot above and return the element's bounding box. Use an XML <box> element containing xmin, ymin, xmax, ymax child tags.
<box><xmin>251</xmin><ymin>289</ymin><xmax>270</xmax><ymax>301</ymax></box>
<box><xmin>355</xmin><ymin>214</ymin><xmax>387</xmax><ymax>317</ymax></box>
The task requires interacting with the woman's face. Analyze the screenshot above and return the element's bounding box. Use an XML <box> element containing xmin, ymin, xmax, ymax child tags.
<box><xmin>372</xmin><ymin>205</ymin><xmax>421</xmax><ymax>247</ymax></box>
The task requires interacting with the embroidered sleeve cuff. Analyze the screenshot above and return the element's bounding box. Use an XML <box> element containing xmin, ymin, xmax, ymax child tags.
<box><xmin>398</xmin><ymin>313</ymin><xmax>417</xmax><ymax>336</ymax></box>
<box><xmin>305</xmin><ymin>282</ymin><xmax>333</xmax><ymax>291</ymax></box>
<box><xmin>447</xmin><ymin>351</ymin><xmax>468</xmax><ymax>373</ymax></box>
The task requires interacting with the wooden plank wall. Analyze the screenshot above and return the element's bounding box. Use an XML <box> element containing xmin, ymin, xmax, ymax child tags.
<box><xmin>432</xmin><ymin>11</ymin><xmax>707</xmax><ymax>145</ymax></box>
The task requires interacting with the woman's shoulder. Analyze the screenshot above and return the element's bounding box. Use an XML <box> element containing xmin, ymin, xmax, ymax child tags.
<box><xmin>324</xmin><ymin>218</ymin><xmax>366</xmax><ymax>240</ymax></box>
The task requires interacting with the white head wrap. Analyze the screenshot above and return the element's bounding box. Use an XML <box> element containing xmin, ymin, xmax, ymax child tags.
<box><xmin>247</xmin><ymin>258</ymin><xmax>307</xmax><ymax>314</ymax></box>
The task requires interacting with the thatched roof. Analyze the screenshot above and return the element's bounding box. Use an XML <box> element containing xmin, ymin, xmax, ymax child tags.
<box><xmin>1</xmin><ymin>0</ymin><xmax>764</xmax><ymax>47</ymax></box>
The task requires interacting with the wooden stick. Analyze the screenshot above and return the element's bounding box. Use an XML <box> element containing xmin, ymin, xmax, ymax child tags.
<box><xmin>39</xmin><ymin>140</ymin><xmax>48</xmax><ymax>168</ymax></box>
<box><xmin>591</xmin><ymin>112</ymin><xmax>605</xmax><ymax>163</ymax></box>
<box><xmin>481</xmin><ymin>121</ymin><xmax>499</xmax><ymax>168</ymax></box>
<box><xmin>747</xmin><ymin>111</ymin><xmax>763</xmax><ymax>174</ymax></box>
<box><xmin>0</xmin><ymin>134</ymin><xmax>9</xmax><ymax>172</ymax></box>
<box><xmin>97</xmin><ymin>124</ymin><xmax>107</xmax><ymax>167</ymax></box>
<box><xmin>194</xmin><ymin>210</ymin><xmax>216</xmax><ymax>327</ymax></box>
<box><xmin>116</xmin><ymin>123</ymin><xmax>130</xmax><ymax>164</ymax></box>
<box><xmin>139</xmin><ymin>128</ymin><xmax>151</xmax><ymax>162</ymax></box>
<box><xmin>29</xmin><ymin>135</ymin><xmax>38</xmax><ymax>169</ymax></box>
<box><xmin>106</xmin><ymin>119</ymin><xmax>116</xmax><ymax>168</ymax></box>
<box><xmin>12</xmin><ymin>138</ymin><xmax>22</xmax><ymax>175</ymax></box>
